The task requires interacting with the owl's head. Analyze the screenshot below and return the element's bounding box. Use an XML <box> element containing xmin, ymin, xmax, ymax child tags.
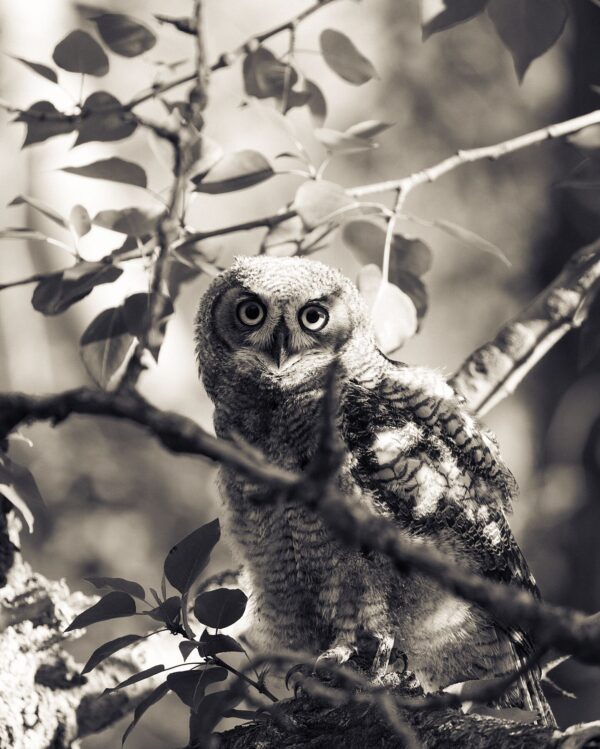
<box><xmin>195</xmin><ymin>255</ymin><xmax>373</xmax><ymax>394</ymax></box>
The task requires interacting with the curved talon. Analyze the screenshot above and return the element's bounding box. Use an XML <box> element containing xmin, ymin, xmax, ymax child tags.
<box><xmin>315</xmin><ymin>644</ymin><xmax>357</xmax><ymax>675</ymax></box>
<box><xmin>285</xmin><ymin>662</ymin><xmax>313</xmax><ymax>694</ymax></box>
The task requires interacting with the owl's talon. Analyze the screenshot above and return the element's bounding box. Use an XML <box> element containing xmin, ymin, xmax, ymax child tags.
<box><xmin>285</xmin><ymin>662</ymin><xmax>313</xmax><ymax>694</ymax></box>
<box><xmin>315</xmin><ymin>645</ymin><xmax>357</xmax><ymax>676</ymax></box>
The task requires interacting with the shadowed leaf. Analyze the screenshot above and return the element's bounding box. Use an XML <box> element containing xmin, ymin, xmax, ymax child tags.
<box><xmin>0</xmin><ymin>454</ymin><xmax>45</xmax><ymax>533</ymax></box>
<box><xmin>104</xmin><ymin>664</ymin><xmax>166</xmax><ymax>695</ymax></box>
<box><xmin>61</xmin><ymin>157</ymin><xmax>147</xmax><ymax>188</ymax></box>
<box><xmin>198</xmin><ymin>631</ymin><xmax>245</xmax><ymax>657</ymax></box>
<box><xmin>343</xmin><ymin>221</ymin><xmax>433</xmax><ymax>278</ymax></box>
<box><xmin>487</xmin><ymin>0</ymin><xmax>568</xmax><ymax>81</ymax></box>
<box><xmin>82</xmin><ymin>634</ymin><xmax>143</xmax><ymax>674</ymax></box>
<box><xmin>122</xmin><ymin>681</ymin><xmax>170</xmax><ymax>745</ymax></box>
<box><xmin>193</xmin><ymin>588</ymin><xmax>248</xmax><ymax>629</ymax></box>
<box><xmin>76</xmin><ymin>92</ymin><xmax>137</xmax><ymax>146</ymax></box>
<box><xmin>93</xmin><ymin>207</ymin><xmax>161</xmax><ymax>236</ymax></box>
<box><xmin>93</xmin><ymin>13</ymin><xmax>156</xmax><ymax>57</ymax></box>
<box><xmin>80</xmin><ymin>306</ymin><xmax>135</xmax><ymax>389</ymax></box>
<box><xmin>147</xmin><ymin>596</ymin><xmax>182</xmax><ymax>628</ymax></box>
<box><xmin>9</xmin><ymin>55</ymin><xmax>58</xmax><ymax>83</ymax></box>
<box><xmin>164</xmin><ymin>519</ymin><xmax>221</xmax><ymax>594</ymax></box>
<box><xmin>167</xmin><ymin>667</ymin><xmax>228</xmax><ymax>710</ymax></box>
<box><xmin>319</xmin><ymin>29</ymin><xmax>377</xmax><ymax>85</ymax></box>
<box><xmin>14</xmin><ymin>101</ymin><xmax>76</xmax><ymax>147</ymax></box>
<box><xmin>32</xmin><ymin>264</ymin><xmax>122</xmax><ymax>315</ymax></box>
<box><xmin>69</xmin><ymin>204</ymin><xmax>91</xmax><ymax>238</ymax></box>
<box><xmin>243</xmin><ymin>47</ymin><xmax>297</xmax><ymax>99</ymax></box>
<box><xmin>85</xmin><ymin>576</ymin><xmax>146</xmax><ymax>601</ymax></box>
<box><xmin>65</xmin><ymin>591</ymin><xmax>136</xmax><ymax>632</ymax></box>
<box><xmin>122</xmin><ymin>291</ymin><xmax>174</xmax><ymax>359</ymax></box>
<box><xmin>52</xmin><ymin>30</ymin><xmax>109</xmax><ymax>76</ymax></box>
<box><xmin>304</xmin><ymin>79</ymin><xmax>327</xmax><ymax>126</ymax></box>
<box><xmin>421</xmin><ymin>0</ymin><xmax>490</xmax><ymax>38</ymax></box>
<box><xmin>193</xmin><ymin>150</ymin><xmax>274</xmax><ymax>194</ymax></box>
<box><xmin>392</xmin><ymin>271</ymin><xmax>428</xmax><ymax>320</ymax></box>
<box><xmin>189</xmin><ymin>689</ymin><xmax>242</xmax><ymax>739</ymax></box>
<box><xmin>179</xmin><ymin>640</ymin><xmax>198</xmax><ymax>661</ymax></box>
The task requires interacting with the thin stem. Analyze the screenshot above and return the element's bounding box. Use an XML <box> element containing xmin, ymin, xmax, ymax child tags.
<box><xmin>212</xmin><ymin>654</ymin><xmax>278</xmax><ymax>703</ymax></box>
<box><xmin>382</xmin><ymin>188</ymin><xmax>405</xmax><ymax>283</ymax></box>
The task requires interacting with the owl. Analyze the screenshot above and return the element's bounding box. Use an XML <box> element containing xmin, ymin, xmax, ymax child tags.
<box><xmin>195</xmin><ymin>255</ymin><xmax>554</xmax><ymax>725</ymax></box>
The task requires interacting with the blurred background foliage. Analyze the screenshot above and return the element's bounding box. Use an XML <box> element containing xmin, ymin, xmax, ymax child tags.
<box><xmin>0</xmin><ymin>0</ymin><xmax>599</xmax><ymax>745</ymax></box>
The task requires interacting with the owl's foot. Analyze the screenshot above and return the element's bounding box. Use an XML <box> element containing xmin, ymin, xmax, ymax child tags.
<box><xmin>370</xmin><ymin>634</ymin><xmax>395</xmax><ymax>682</ymax></box>
<box><xmin>315</xmin><ymin>644</ymin><xmax>357</xmax><ymax>675</ymax></box>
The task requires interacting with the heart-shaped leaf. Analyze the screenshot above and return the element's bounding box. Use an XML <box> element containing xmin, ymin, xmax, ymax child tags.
<box><xmin>61</xmin><ymin>157</ymin><xmax>147</xmax><ymax>188</ymax></box>
<box><xmin>487</xmin><ymin>0</ymin><xmax>568</xmax><ymax>81</ymax></box>
<box><xmin>82</xmin><ymin>634</ymin><xmax>143</xmax><ymax>674</ymax></box>
<box><xmin>319</xmin><ymin>29</ymin><xmax>377</xmax><ymax>85</ymax></box>
<box><xmin>93</xmin><ymin>13</ymin><xmax>157</xmax><ymax>57</ymax></box>
<box><xmin>193</xmin><ymin>588</ymin><xmax>248</xmax><ymax>629</ymax></box>
<box><xmin>14</xmin><ymin>101</ymin><xmax>76</xmax><ymax>147</ymax></box>
<box><xmin>164</xmin><ymin>519</ymin><xmax>221</xmax><ymax>595</ymax></box>
<box><xmin>357</xmin><ymin>264</ymin><xmax>418</xmax><ymax>353</ymax></box>
<box><xmin>52</xmin><ymin>30</ymin><xmax>109</xmax><ymax>76</ymax></box>
<box><xmin>193</xmin><ymin>150</ymin><xmax>274</xmax><ymax>193</ymax></box>
<box><xmin>77</xmin><ymin>92</ymin><xmax>137</xmax><ymax>146</ymax></box>
<box><xmin>65</xmin><ymin>591</ymin><xmax>137</xmax><ymax>632</ymax></box>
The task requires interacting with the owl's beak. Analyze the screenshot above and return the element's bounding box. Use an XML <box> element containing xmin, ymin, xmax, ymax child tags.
<box><xmin>269</xmin><ymin>320</ymin><xmax>290</xmax><ymax>369</ymax></box>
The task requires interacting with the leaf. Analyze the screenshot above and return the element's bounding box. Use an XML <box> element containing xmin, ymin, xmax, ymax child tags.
<box><xmin>93</xmin><ymin>13</ymin><xmax>157</xmax><ymax>57</ymax></box>
<box><xmin>154</xmin><ymin>14</ymin><xmax>196</xmax><ymax>34</ymax></box>
<box><xmin>163</xmin><ymin>519</ymin><xmax>221</xmax><ymax>595</ymax></box>
<box><xmin>85</xmin><ymin>576</ymin><xmax>146</xmax><ymax>601</ymax></box>
<box><xmin>193</xmin><ymin>588</ymin><xmax>248</xmax><ymax>629</ymax></box>
<box><xmin>392</xmin><ymin>271</ymin><xmax>428</xmax><ymax>320</ymax></box>
<box><xmin>568</xmin><ymin>125</ymin><xmax>600</xmax><ymax>150</ymax></box>
<box><xmin>9</xmin><ymin>56</ymin><xmax>58</xmax><ymax>83</ymax></box>
<box><xmin>76</xmin><ymin>92</ymin><xmax>137</xmax><ymax>146</ymax></box>
<box><xmin>52</xmin><ymin>30</ymin><xmax>109</xmax><ymax>76</ymax></box>
<box><xmin>242</xmin><ymin>47</ymin><xmax>297</xmax><ymax>100</ymax></box>
<box><xmin>0</xmin><ymin>455</ymin><xmax>45</xmax><ymax>532</ymax></box>
<box><xmin>167</xmin><ymin>667</ymin><xmax>228</xmax><ymax>710</ymax></box>
<box><xmin>319</xmin><ymin>29</ymin><xmax>377</xmax><ymax>85</ymax></box>
<box><xmin>9</xmin><ymin>195</ymin><xmax>69</xmax><ymax>230</ymax></box>
<box><xmin>65</xmin><ymin>591</ymin><xmax>137</xmax><ymax>632</ymax></box>
<box><xmin>487</xmin><ymin>0</ymin><xmax>569</xmax><ymax>81</ymax></box>
<box><xmin>93</xmin><ymin>207</ymin><xmax>160</xmax><ymax>236</ymax></box>
<box><xmin>345</xmin><ymin>120</ymin><xmax>394</xmax><ymax>139</ymax></box>
<box><xmin>421</xmin><ymin>0</ymin><xmax>490</xmax><ymax>38</ymax></box>
<box><xmin>357</xmin><ymin>264</ymin><xmax>418</xmax><ymax>353</ymax></box>
<box><xmin>104</xmin><ymin>664</ymin><xmax>166</xmax><ymax>695</ymax></box>
<box><xmin>14</xmin><ymin>101</ymin><xmax>76</xmax><ymax>147</ymax></box>
<box><xmin>304</xmin><ymin>79</ymin><xmax>327</xmax><ymax>126</ymax></box>
<box><xmin>179</xmin><ymin>640</ymin><xmax>198</xmax><ymax>661</ymax></box>
<box><xmin>69</xmin><ymin>205</ymin><xmax>91</xmax><ymax>238</ymax></box>
<box><xmin>146</xmin><ymin>596</ymin><xmax>182</xmax><ymax>628</ymax></box>
<box><xmin>262</xmin><ymin>215</ymin><xmax>305</xmax><ymax>257</ymax></box>
<box><xmin>80</xmin><ymin>306</ymin><xmax>135</xmax><ymax>389</ymax></box>
<box><xmin>189</xmin><ymin>689</ymin><xmax>242</xmax><ymax>740</ymax></box>
<box><xmin>0</xmin><ymin>228</ymin><xmax>50</xmax><ymax>242</ymax></box>
<box><xmin>343</xmin><ymin>220</ymin><xmax>433</xmax><ymax>277</ymax></box>
<box><xmin>314</xmin><ymin>128</ymin><xmax>376</xmax><ymax>154</ymax></box>
<box><xmin>122</xmin><ymin>291</ymin><xmax>174</xmax><ymax>359</ymax></box>
<box><xmin>193</xmin><ymin>150</ymin><xmax>274</xmax><ymax>194</ymax></box>
<box><xmin>293</xmin><ymin>180</ymin><xmax>354</xmax><ymax>230</ymax></box>
<box><xmin>82</xmin><ymin>634</ymin><xmax>143</xmax><ymax>674</ymax></box>
<box><xmin>432</xmin><ymin>218</ymin><xmax>510</xmax><ymax>265</ymax></box>
<box><xmin>197</xmin><ymin>631</ymin><xmax>245</xmax><ymax>657</ymax></box>
<box><xmin>61</xmin><ymin>157</ymin><xmax>147</xmax><ymax>188</ymax></box>
<box><xmin>32</xmin><ymin>264</ymin><xmax>122</xmax><ymax>315</ymax></box>
<box><xmin>122</xmin><ymin>681</ymin><xmax>170</xmax><ymax>745</ymax></box>
<box><xmin>185</xmin><ymin>136</ymin><xmax>223</xmax><ymax>180</ymax></box>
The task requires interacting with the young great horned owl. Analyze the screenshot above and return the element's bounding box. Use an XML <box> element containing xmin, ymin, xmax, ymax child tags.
<box><xmin>195</xmin><ymin>255</ymin><xmax>554</xmax><ymax>724</ymax></box>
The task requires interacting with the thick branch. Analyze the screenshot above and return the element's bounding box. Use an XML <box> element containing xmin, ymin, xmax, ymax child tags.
<box><xmin>450</xmin><ymin>237</ymin><xmax>600</xmax><ymax>415</ymax></box>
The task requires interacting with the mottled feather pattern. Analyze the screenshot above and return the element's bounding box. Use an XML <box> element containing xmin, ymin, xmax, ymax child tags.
<box><xmin>195</xmin><ymin>255</ymin><xmax>555</xmax><ymax>726</ymax></box>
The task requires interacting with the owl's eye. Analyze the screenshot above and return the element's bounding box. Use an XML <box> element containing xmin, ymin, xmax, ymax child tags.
<box><xmin>298</xmin><ymin>304</ymin><xmax>329</xmax><ymax>332</ymax></box>
<box><xmin>236</xmin><ymin>299</ymin><xmax>266</xmax><ymax>327</ymax></box>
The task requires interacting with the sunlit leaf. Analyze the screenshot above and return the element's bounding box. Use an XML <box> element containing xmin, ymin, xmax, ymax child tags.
<box><xmin>193</xmin><ymin>150</ymin><xmax>274</xmax><ymax>193</ymax></box>
<box><xmin>80</xmin><ymin>306</ymin><xmax>135</xmax><ymax>389</ymax></box>
<box><xmin>93</xmin><ymin>207</ymin><xmax>161</xmax><ymax>236</ymax></box>
<box><xmin>314</xmin><ymin>128</ymin><xmax>375</xmax><ymax>154</ymax></box>
<box><xmin>293</xmin><ymin>180</ymin><xmax>354</xmax><ymax>230</ymax></box>
<box><xmin>93</xmin><ymin>13</ymin><xmax>157</xmax><ymax>57</ymax></box>
<box><xmin>32</xmin><ymin>264</ymin><xmax>122</xmax><ymax>315</ymax></box>
<box><xmin>122</xmin><ymin>681</ymin><xmax>170</xmax><ymax>745</ymax></box>
<box><xmin>421</xmin><ymin>0</ymin><xmax>490</xmax><ymax>38</ymax></box>
<box><xmin>487</xmin><ymin>0</ymin><xmax>569</xmax><ymax>81</ymax></box>
<box><xmin>52</xmin><ymin>30</ymin><xmax>109</xmax><ymax>76</ymax></box>
<box><xmin>242</xmin><ymin>47</ymin><xmax>297</xmax><ymax>99</ymax></box>
<box><xmin>69</xmin><ymin>204</ymin><xmax>91</xmax><ymax>238</ymax></box>
<box><xmin>85</xmin><ymin>576</ymin><xmax>146</xmax><ymax>601</ymax></box>
<box><xmin>9</xmin><ymin>195</ymin><xmax>70</xmax><ymax>230</ymax></box>
<box><xmin>9</xmin><ymin>55</ymin><xmax>58</xmax><ymax>83</ymax></box>
<box><xmin>193</xmin><ymin>588</ymin><xmax>248</xmax><ymax>629</ymax></box>
<box><xmin>61</xmin><ymin>157</ymin><xmax>147</xmax><ymax>188</ymax></box>
<box><xmin>65</xmin><ymin>591</ymin><xmax>137</xmax><ymax>632</ymax></box>
<box><xmin>0</xmin><ymin>454</ymin><xmax>45</xmax><ymax>533</ymax></box>
<box><xmin>164</xmin><ymin>519</ymin><xmax>221</xmax><ymax>595</ymax></box>
<box><xmin>14</xmin><ymin>101</ymin><xmax>76</xmax><ymax>148</ymax></box>
<box><xmin>76</xmin><ymin>92</ymin><xmax>137</xmax><ymax>146</ymax></box>
<box><xmin>304</xmin><ymin>79</ymin><xmax>327</xmax><ymax>126</ymax></box>
<box><xmin>319</xmin><ymin>29</ymin><xmax>377</xmax><ymax>85</ymax></box>
<box><xmin>82</xmin><ymin>634</ymin><xmax>143</xmax><ymax>674</ymax></box>
<box><xmin>357</xmin><ymin>264</ymin><xmax>418</xmax><ymax>353</ymax></box>
<box><xmin>345</xmin><ymin>120</ymin><xmax>394</xmax><ymax>139</ymax></box>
